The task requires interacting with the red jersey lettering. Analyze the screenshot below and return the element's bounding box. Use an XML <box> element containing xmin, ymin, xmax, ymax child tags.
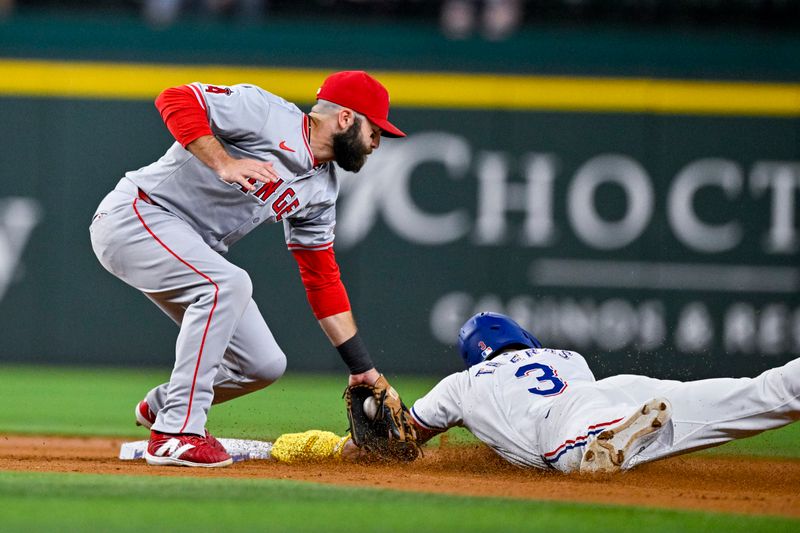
<box><xmin>273</xmin><ymin>188</ymin><xmax>299</xmax><ymax>221</ymax></box>
<box><xmin>254</xmin><ymin>178</ymin><xmax>284</xmax><ymax>202</ymax></box>
<box><xmin>239</xmin><ymin>177</ymin><xmax>258</xmax><ymax>193</ymax></box>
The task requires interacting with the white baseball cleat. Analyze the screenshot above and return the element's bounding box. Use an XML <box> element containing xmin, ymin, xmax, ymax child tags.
<box><xmin>580</xmin><ymin>398</ymin><xmax>672</xmax><ymax>474</ymax></box>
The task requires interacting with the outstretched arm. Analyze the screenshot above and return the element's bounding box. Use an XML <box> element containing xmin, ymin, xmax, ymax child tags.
<box><xmin>318</xmin><ymin>311</ymin><xmax>380</xmax><ymax>385</ymax></box>
<box><xmin>411</xmin><ymin>420</ymin><xmax>445</xmax><ymax>446</ymax></box>
<box><xmin>155</xmin><ymin>84</ymin><xmax>280</xmax><ymax>190</ymax></box>
<box><xmin>291</xmin><ymin>247</ymin><xmax>381</xmax><ymax>381</ymax></box>
<box><xmin>405</xmin><ymin>372</ymin><xmax>467</xmax><ymax>444</ymax></box>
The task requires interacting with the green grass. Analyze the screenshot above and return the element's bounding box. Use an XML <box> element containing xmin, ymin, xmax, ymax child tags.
<box><xmin>0</xmin><ymin>364</ymin><xmax>797</xmax><ymax>456</ymax></box>
<box><xmin>0</xmin><ymin>471</ymin><xmax>797</xmax><ymax>533</ymax></box>
<box><xmin>0</xmin><ymin>364</ymin><xmax>475</xmax><ymax>442</ymax></box>
<box><xmin>0</xmin><ymin>364</ymin><xmax>798</xmax><ymax>532</ymax></box>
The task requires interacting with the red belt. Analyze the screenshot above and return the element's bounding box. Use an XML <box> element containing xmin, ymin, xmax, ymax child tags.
<box><xmin>138</xmin><ymin>188</ymin><xmax>157</xmax><ymax>206</ymax></box>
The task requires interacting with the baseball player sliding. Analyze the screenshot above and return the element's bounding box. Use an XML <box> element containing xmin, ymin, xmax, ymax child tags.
<box><xmin>272</xmin><ymin>312</ymin><xmax>800</xmax><ymax>474</ymax></box>
<box><xmin>90</xmin><ymin>71</ymin><xmax>406</xmax><ymax>467</ymax></box>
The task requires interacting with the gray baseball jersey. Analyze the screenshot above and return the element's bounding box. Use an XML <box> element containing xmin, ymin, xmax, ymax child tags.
<box><xmin>126</xmin><ymin>82</ymin><xmax>338</xmax><ymax>254</ymax></box>
<box><xmin>90</xmin><ymin>81</ymin><xmax>341</xmax><ymax>437</ymax></box>
<box><xmin>411</xmin><ymin>348</ymin><xmax>800</xmax><ymax>472</ymax></box>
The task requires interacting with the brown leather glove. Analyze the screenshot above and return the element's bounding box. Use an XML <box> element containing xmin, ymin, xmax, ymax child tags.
<box><xmin>344</xmin><ymin>374</ymin><xmax>420</xmax><ymax>462</ymax></box>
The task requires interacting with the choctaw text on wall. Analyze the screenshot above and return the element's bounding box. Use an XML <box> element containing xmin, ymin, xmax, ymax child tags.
<box><xmin>336</xmin><ymin>129</ymin><xmax>799</xmax><ymax>377</ymax></box>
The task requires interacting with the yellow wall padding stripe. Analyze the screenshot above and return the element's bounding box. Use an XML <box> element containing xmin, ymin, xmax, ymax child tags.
<box><xmin>1</xmin><ymin>58</ymin><xmax>799</xmax><ymax>117</ymax></box>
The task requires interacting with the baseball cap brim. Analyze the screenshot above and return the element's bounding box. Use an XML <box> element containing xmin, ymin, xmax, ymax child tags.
<box><xmin>368</xmin><ymin>116</ymin><xmax>406</xmax><ymax>138</ymax></box>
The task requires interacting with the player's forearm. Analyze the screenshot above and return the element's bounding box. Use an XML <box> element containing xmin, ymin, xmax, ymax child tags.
<box><xmin>185</xmin><ymin>135</ymin><xmax>236</xmax><ymax>175</ymax></box>
<box><xmin>318</xmin><ymin>310</ymin><xmax>357</xmax><ymax>346</ymax></box>
<box><xmin>186</xmin><ymin>135</ymin><xmax>280</xmax><ymax>190</ymax></box>
<box><xmin>319</xmin><ymin>311</ymin><xmax>379</xmax><ymax>381</ymax></box>
<box><xmin>414</xmin><ymin>425</ymin><xmax>443</xmax><ymax>446</ymax></box>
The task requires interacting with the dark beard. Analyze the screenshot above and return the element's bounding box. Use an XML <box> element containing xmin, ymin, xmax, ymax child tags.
<box><xmin>332</xmin><ymin>116</ymin><xmax>369</xmax><ymax>172</ymax></box>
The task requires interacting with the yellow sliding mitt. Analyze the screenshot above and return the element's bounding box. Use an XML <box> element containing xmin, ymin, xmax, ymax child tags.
<box><xmin>271</xmin><ymin>430</ymin><xmax>351</xmax><ymax>464</ymax></box>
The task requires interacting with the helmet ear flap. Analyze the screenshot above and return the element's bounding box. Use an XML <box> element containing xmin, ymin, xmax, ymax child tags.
<box><xmin>523</xmin><ymin>330</ymin><xmax>543</xmax><ymax>349</ymax></box>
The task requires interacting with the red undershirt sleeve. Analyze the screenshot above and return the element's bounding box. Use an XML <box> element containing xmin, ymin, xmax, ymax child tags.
<box><xmin>291</xmin><ymin>248</ymin><xmax>352</xmax><ymax>319</ymax></box>
<box><xmin>154</xmin><ymin>84</ymin><xmax>213</xmax><ymax>147</ymax></box>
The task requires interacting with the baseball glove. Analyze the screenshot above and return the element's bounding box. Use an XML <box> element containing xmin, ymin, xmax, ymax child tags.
<box><xmin>344</xmin><ymin>375</ymin><xmax>420</xmax><ymax>462</ymax></box>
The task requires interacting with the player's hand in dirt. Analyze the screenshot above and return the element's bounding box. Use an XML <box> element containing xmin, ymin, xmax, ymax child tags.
<box><xmin>340</xmin><ymin>437</ymin><xmax>368</xmax><ymax>461</ymax></box>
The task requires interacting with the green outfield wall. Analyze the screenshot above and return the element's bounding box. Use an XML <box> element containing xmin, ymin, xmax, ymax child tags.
<box><xmin>0</xmin><ymin>14</ymin><xmax>798</xmax><ymax>378</ymax></box>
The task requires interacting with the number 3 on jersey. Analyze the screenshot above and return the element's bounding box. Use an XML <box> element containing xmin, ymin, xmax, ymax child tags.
<box><xmin>515</xmin><ymin>363</ymin><xmax>567</xmax><ymax>397</ymax></box>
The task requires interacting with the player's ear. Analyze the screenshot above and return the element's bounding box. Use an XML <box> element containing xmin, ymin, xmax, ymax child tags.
<box><xmin>337</xmin><ymin>108</ymin><xmax>355</xmax><ymax>131</ymax></box>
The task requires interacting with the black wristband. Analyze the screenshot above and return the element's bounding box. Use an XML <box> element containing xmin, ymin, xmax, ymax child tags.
<box><xmin>336</xmin><ymin>333</ymin><xmax>375</xmax><ymax>375</ymax></box>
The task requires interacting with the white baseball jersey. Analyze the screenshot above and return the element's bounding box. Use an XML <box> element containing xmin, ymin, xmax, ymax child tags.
<box><xmin>411</xmin><ymin>348</ymin><xmax>800</xmax><ymax>473</ymax></box>
<box><xmin>411</xmin><ymin>348</ymin><xmax>596</xmax><ymax>468</ymax></box>
<box><xmin>126</xmin><ymin>82</ymin><xmax>337</xmax><ymax>254</ymax></box>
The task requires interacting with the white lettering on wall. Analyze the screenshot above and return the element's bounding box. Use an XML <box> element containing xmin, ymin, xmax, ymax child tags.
<box><xmin>474</xmin><ymin>151</ymin><xmax>558</xmax><ymax>245</ymax></box>
<box><xmin>750</xmin><ymin>162</ymin><xmax>800</xmax><ymax>253</ymax></box>
<box><xmin>430</xmin><ymin>292</ymin><xmax>799</xmax><ymax>357</ymax></box>
<box><xmin>724</xmin><ymin>303</ymin><xmax>757</xmax><ymax>354</ymax></box>
<box><xmin>568</xmin><ymin>154</ymin><xmax>654</xmax><ymax>250</ymax></box>
<box><xmin>674</xmin><ymin>302</ymin><xmax>714</xmax><ymax>353</ymax></box>
<box><xmin>668</xmin><ymin>159</ymin><xmax>743</xmax><ymax>253</ymax></box>
<box><xmin>337</xmin><ymin>133</ymin><xmax>471</xmax><ymax>247</ymax></box>
<box><xmin>337</xmin><ymin>132</ymin><xmax>799</xmax><ymax>258</ymax></box>
<box><xmin>0</xmin><ymin>198</ymin><xmax>42</xmax><ymax>304</ymax></box>
<box><xmin>430</xmin><ymin>292</ymin><xmax>669</xmax><ymax>353</ymax></box>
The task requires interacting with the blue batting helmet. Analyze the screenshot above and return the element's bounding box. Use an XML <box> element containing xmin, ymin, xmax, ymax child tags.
<box><xmin>458</xmin><ymin>312</ymin><xmax>542</xmax><ymax>368</ymax></box>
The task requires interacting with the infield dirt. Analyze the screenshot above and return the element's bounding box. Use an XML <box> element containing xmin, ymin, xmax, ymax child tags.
<box><xmin>1</xmin><ymin>434</ymin><xmax>798</xmax><ymax>518</ymax></box>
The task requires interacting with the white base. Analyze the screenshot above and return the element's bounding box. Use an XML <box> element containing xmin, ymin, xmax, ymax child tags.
<box><xmin>120</xmin><ymin>438</ymin><xmax>274</xmax><ymax>462</ymax></box>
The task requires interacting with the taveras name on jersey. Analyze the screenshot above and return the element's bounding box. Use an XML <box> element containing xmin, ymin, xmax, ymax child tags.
<box><xmin>410</xmin><ymin>347</ymin><xmax>596</xmax><ymax>468</ymax></box>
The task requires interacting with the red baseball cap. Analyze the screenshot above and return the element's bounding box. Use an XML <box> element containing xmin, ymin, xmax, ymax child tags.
<box><xmin>316</xmin><ymin>70</ymin><xmax>405</xmax><ymax>138</ymax></box>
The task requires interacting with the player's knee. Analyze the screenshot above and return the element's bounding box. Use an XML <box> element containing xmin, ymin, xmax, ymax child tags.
<box><xmin>781</xmin><ymin>357</ymin><xmax>800</xmax><ymax>396</ymax></box>
<box><xmin>251</xmin><ymin>352</ymin><xmax>287</xmax><ymax>385</ymax></box>
<box><xmin>222</xmin><ymin>269</ymin><xmax>253</xmax><ymax>307</ymax></box>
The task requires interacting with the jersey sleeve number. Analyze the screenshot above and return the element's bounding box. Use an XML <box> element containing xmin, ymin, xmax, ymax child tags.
<box><xmin>205</xmin><ymin>85</ymin><xmax>232</xmax><ymax>95</ymax></box>
<box><xmin>514</xmin><ymin>363</ymin><xmax>566</xmax><ymax>397</ymax></box>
